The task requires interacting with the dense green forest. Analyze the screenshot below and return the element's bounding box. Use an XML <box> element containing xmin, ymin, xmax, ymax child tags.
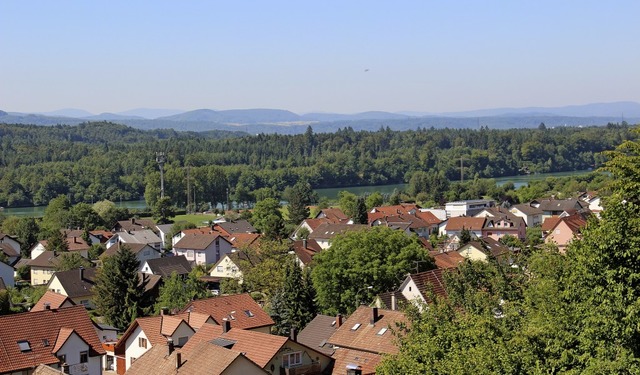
<box><xmin>0</xmin><ymin>121</ymin><xmax>634</xmax><ymax>208</ymax></box>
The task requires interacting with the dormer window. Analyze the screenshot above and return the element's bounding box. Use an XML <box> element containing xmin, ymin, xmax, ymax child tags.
<box><xmin>17</xmin><ymin>340</ymin><xmax>31</xmax><ymax>352</ymax></box>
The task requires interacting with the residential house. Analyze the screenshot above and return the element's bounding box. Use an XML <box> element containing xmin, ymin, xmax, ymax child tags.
<box><xmin>0</xmin><ymin>305</ymin><xmax>105</xmax><ymax>375</ymax></box>
<box><xmin>227</xmin><ymin>233</ymin><xmax>261</xmax><ymax>251</ymax></box>
<box><xmin>155</xmin><ymin>224</ymin><xmax>174</xmax><ymax>250</ymax></box>
<box><xmin>327</xmin><ymin>306</ymin><xmax>407</xmax><ymax>375</ymax></box>
<box><xmin>430</xmin><ymin>251</ymin><xmax>465</xmax><ymax>270</ymax></box>
<box><xmin>308</xmin><ymin>223</ymin><xmax>368</xmax><ymax>250</ymax></box>
<box><xmin>457</xmin><ymin>238</ymin><xmax>512</xmax><ymax>264</ymax></box>
<box><xmin>64</xmin><ymin>230</ymin><xmax>101</xmax><ymax>246</ymax></box>
<box><xmin>180</xmin><ymin>293</ymin><xmax>275</xmax><ymax>334</ymax></box>
<box><xmin>47</xmin><ymin>267</ymin><xmax>161</xmax><ymax>311</ymax></box>
<box><xmin>369</xmin><ymin>203</ymin><xmax>420</xmax><ymax>216</ymax></box>
<box><xmin>290</xmin><ymin>218</ymin><xmax>333</xmax><ymax>240</ymax></box>
<box><xmin>509</xmin><ymin>203</ymin><xmax>543</xmax><ymax>227</ymax></box>
<box><xmin>297</xmin><ymin>314</ymin><xmax>338</xmax><ymax>356</ymax></box>
<box><xmin>180</xmin><ymin>321</ymin><xmax>332</xmax><ymax>375</ymax></box>
<box><xmin>209</xmin><ymin>251</ymin><xmax>259</xmax><ymax>282</ymax></box>
<box><xmin>531</xmin><ymin>198</ymin><xmax>587</xmax><ymax>220</ymax></box>
<box><xmin>113</xmin><ymin>218</ymin><xmax>156</xmax><ymax>232</ymax></box>
<box><xmin>369</xmin><ymin>213</ymin><xmax>431</xmax><ymax>238</ymax></box>
<box><xmin>440</xmin><ymin>217</ymin><xmax>486</xmax><ymax>249</ymax></box>
<box><xmin>0</xmin><ymin>243</ymin><xmax>20</xmax><ymax>266</ymax></box>
<box><xmin>28</xmin><ymin>251</ymin><xmax>60</xmax><ymax>286</ymax></box>
<box><xmin>0</xmin><ymin>232</ymin><xmax>22</xmax><ymax>255</ymax></box>
<box><xmin>31</xmin><ymin>235</ymin><xmax>92</xmax><ymax>260</ymax></box>
<box><xmin>445</xmin><ymin>199</ymin><xmax>495</xmax><ymax>218</ymax></box>
<box><xmin>102</xmin><ymin>242</ymin><xmax>161</xmax><ymax>270</ymax></box>
<box><xmin>31</xmin><ymin>291</ymin><xmax>75</xmax><ymax>312</ymax></box>
<box><xmin>396</xmin><ymin>269</ymin><xmax>449</xmax><ymax>309</ymax></box>
<box><xmin>106</xmin><ymin>230</ymin><xmax>163</xmax><ymax>252</ymax></box>
<box><xmin>419</xmin><ymin>208</ymin><xmax>447</xmax><ymax>221</ymax></box>
<box><xmin>173</xmin><ymin>233</ymin><xmax>233</xmax><ymax>266</ymax></box>
<box><xmin>47</xmin><ymin>268</ymin><xmax>97</xmax><ymax>308</ymax></box>
<box><xmin>475</xmin><ymin>207</ymin><xmax>527</xmax><ymax>240</ymax></box>
<box><xmin>290</xmin><ymin>239</ymin><xmax>323</xmax><ymax>268</ymax></box>
<box><xmin>114</xmin><ymin>311</ymin><xmax>214</xmax><ymax>374</ymax></box>
<box><xmin>141</xmin><ymin>255</ymin><xmax>193</xmax><ymax>278</ymax></box>
<box><xmin>544</xmin><ymin>213</ymin><xmax>589</xmax><ymax>253</ymax></box>
<box><xmin>89</xmin><ymin>230</ymin><xmax>114</xmax><ymax>245</ymax></box>
<box><xmin>172</xmin><ymin>227</ymin><xmax>223</xmax><ymax>247</ymax></box>
<box><xmin>0</xmin><ymin>260</ymin><xmax>14</xmax><ymax>288</ymax></box>
<box><xmin>125</xmin><ymin>338</ymin><xmax>268</xmax><ymax>375</ymax></box>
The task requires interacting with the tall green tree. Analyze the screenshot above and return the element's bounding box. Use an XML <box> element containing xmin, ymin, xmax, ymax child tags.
<box><xmin>55</xmin><ymin>252</ymin><xmax>92</xmax><ymax>271</ymax></box>
<box><xmin>270</xmin><ymin>259</ymin><xmax>317</xmax><ymax>336</ymax></box>
<box><xmin>352</xmin><ymin>196</ymin><xmax>368</xmax><ymax>224</ymax></box>
<box><xmin>155</xmin><ymin>268</ymin><xmax>209</xmax><ymax>313</ymax></box>
<box><xmin>93</xmin><ymin>244</ymin><xmax>148</xmax><ymax>330</ymax></box>
<box><xmin>284</xmin><ymin>181</ymin><xmax>316</xmax><ymax>225</ymax></box>
<box><xmin>312</xmin><ymin>226</ymin><xmax>432</xmax><ymax>315</ymax></box>
<box><xmin>152</xmin><ymin>196</ymin><xmax>176</xmax><ymax>224</ymax></box>
<box><xmin>45</xmin><ymin>230</ymin><xmax>69</xmax><ymax>253</ymax></box>
<box><xmin>42</xmin><ymin>195</ymin><xmax>71</xmax><ymax>232</ymax></box>
<box><xmin>250</xmin><ymin>198</ymin><xmax>285</xmax><ymax>240</ymax></box>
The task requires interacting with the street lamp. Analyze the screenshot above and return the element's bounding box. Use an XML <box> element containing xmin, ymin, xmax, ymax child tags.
<box><xmin>355</xmin><ymin>285</ymin><xmax>373</xmax><ymax>308</ymax></box>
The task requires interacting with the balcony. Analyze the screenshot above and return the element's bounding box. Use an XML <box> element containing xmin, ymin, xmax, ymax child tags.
<box><xmin>280</xmin><ymin>362</ymin><xmax>322</xmax><ymax>375</ymax></box>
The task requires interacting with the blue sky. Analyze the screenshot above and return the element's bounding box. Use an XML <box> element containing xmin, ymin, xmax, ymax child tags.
<box><xmin>2</xmin><ymin>1</ymin><xmax>639</xmax><ymax>114</ymax></box>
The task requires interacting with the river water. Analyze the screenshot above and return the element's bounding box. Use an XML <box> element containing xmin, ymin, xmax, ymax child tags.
<box><xmin>1</xmin><ymin>170</ymin><xmax>591</xmax><ymax>218</ymax></box>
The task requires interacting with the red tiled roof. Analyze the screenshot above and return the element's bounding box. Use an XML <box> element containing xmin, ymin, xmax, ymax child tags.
<box><xmin>116</xmin><ymin>315</ymin><xmax>194</xmax><ymax>351</ymax></box>
<box><xmin>318</xmin><ymin>208</ymin><xmax>349</xmax><ymax>223</ymax></box>
<box><xmin>307</xmin><ymin>223</ymin><xmax>369</xmax><ymax>240</ymax></box>
<box><xmin>541</xmin><ymin>216</ymin><xmax>562</xmax><ymax>231</ymax></box>
<box><xmin>227</xmin><ymin>233</ymin><xmax>262</xmax><ymax>249</ymax></box>
<box><xmin>445</xmin><ymin>217</ymin><xmax>486</xmax><ymax>231</ymax></box>
<box><xmin>303</xmin><ymin>218</ymin><xmax>333</xmax><ymax>231</ymax></box>
<box><xmin>415</xmin><ymin>210</ymin><xmax>442</xmax><ymax>225</ymax></box>
<box><xmin>327</xmin><ymin>306</ymin><xmax>406</xmax><ymax>355</ymax></box>
<box><xmin>408</xmin><ymin>269</ymin><xmax>449</xmax><ymax>301</ymax></box>
<box><xmin>180</xmin><ymin>294</ymin><xmax>274</xmax><ymax>330</ymax></box>
<box><xmin>172</xmin><ymin>311</ymin><xmax>214</xmax><ymax>330</ymax></box>
<box><xmin>331</xmin><ymin>348</ymin><xmax>381</xmax><ymax>375</ymax></box>
<box><xmin>31</xmin><ymin>291</ymin><xmax>75</xmax><ymax>311</ymax></box>
<box><xmin>371</xmin><ymin>204</ymin><xmax>420</xmax><ymax>216</ymax></box>
<box><xmin>431</xmin><ymin>251</ymin><xmax>465</xmax><ymax>269</ymax></box>
<box><xmin>0</xmin><ymin>305</ymin><xmax>105</xmax><ymax>373</ymax></box>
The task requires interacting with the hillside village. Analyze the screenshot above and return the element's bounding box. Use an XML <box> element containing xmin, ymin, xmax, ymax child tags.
<box><xmin>0</xmin><ymin>186</ymin><xmax>604</xmax><ymax>375</ymax></box>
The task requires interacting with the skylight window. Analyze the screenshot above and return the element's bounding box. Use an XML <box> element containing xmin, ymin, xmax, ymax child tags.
<box><xmin>351</xmin><ymin>323</ymin><xmax>361</xmax><ymax>331</ymax></box>
<box><xmin>17</xmin><ymin>340</ymin><xmax>31</xmax><ymax>352</ymax></box>
<box><xmin>42</xmin><ymin>339</ymin><xmax>49</xmax><ymax>347</ymax></box>
<box><xmin>244</xmin><ymin>310</ymin><xmax>254</xmax><ymax>317</ymax></box>
<box><xmin>377</xmin><ymin>328</ymin><xmax>388</xmax><ymax>336</ymax></box>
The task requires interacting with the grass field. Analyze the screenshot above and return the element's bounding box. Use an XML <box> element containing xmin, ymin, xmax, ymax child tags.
<box><xmin>168</xmin><ymin>213</ymin><xmax>223</xmax><ymax>226</ymax></box>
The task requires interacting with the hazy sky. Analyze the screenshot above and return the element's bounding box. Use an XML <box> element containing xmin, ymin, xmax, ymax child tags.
<box><xmin>2</xmin><ymin>1</ymin><xmax>639</xmax><ymax>114</ymax></box>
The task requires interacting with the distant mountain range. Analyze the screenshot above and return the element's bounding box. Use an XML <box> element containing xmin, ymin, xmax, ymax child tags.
<box><xmin>2</xmin><ymin>101</ymin><xmax>639</xmax><ymax>134</ymax></box>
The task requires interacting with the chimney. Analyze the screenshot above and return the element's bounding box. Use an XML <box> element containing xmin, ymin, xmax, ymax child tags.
<box><xmin>44</xmin><ymin>302</ymin><xmax>51</xmax><ymax>310</ymax></box>
<box><xmin>167</xmin><ymin>338</ymin><xmax>174</xmax><ymax>355</ymax></box>
<box><xmin>160</xmin><ymin>307</ymin><xmax>169</xmax><ymax>316</ymax></box>
<box><xmin>390</xmin><ymin>292</ymin><xmax>397</xmax><ymax>311</ymax></box>
<box><xmin>222</xmin><ymin>319</ymin><xmax>231</xmax><ymax>333</ymax></box>
<box><xmin>175</xmin><ymin>352</ymin><xmax>182</xmax><ymax>369</ymax></box>
<box><xmin>290</xmin><ymin>328</ymin><xmax>297</xmax><ymax>342</ymax></box>
<box><xmin>336</xmin><ymin>314</ymin><xmax>343</xmax><ymax>328</ymax></box>
<box><xmin>131</xmin><ymin>218</ymin><xmax>135</xmax><ymax>224</ymax></box>
<box><xmin>302</xmin><ymin>238</ymin><xmax>307</xmax><ymax>249</ymax></box>
<box><xmin>370</xmin><ymin>307</ymin><xmax>379</xmax><ymax>325</ymax></box>
<box><xmin>79</xmin><ymin>266</ymin><xmax>84</xmax><ymax>280</ymax></box>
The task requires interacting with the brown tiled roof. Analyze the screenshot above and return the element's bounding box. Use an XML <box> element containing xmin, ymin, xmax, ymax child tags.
<box><xmin>371</xmin><ymin>204</ymin><xmax>420</xmax><ymax>216</ymax></box>
<box><xmin>174</xmin><ymin>233</ymin><xmax>226</xmax><ymax>250</ymax></box>
<box><xmin>541</xmin><ymin>216</ymin><xmax>562</xmax><ymax>231</ymax></box>
<box><xmin>123</xmin><ymin>343</ymin><xmax>180</xmax><ymax>375</ymax></box>
<box><xmin>331</xmin><ymin>348</ymin><xmax>381</xmax><ymax>375</ymax></box>
<box><xmin>50</xmin><ymin>268</ymin><xmax>96</xmax><ymax>299</ymax></box>
<box><xmin>31</xmin><ymin>291</ymin><xmax>75</xmax><ymax>311</ymax></box>
<box><xmin>28</xmin><ymin>251</ymin><xmax>60</xmax><ymax>268</ymax></box>
<box><xmin>297</xmin><ymin>314</ymin><xmax>337</xmax><ymax>356</ymax></box>
<box><xmin>0</xmin><ymin>305</ymin><xmax>105</xmax><ymax>373</ymax></box>
<box><xmin>0</xmin><ymin>243</ymin><xmax>19</xmax><ymax>257</ymax></box>
<box><xmin>181</xmin><ymin>294</ymin><xmax>274</xmax><ymax>330</ymax></box>
<box><xmin>33</xmin><ymin>364</ymin><xmax>66</xmax><ymax>375</ymax></box>
<box><xmin>431</xmin><ymin>251</ymin><xmax>465</xmax><ymax>269</ymax></box>
<box><xmin>172</xmin><ymin>311</ymin><xmax>213</xmax><ymax>330</ymax></box>
<box><xmin>308</xmin><ymin>223</ymin><xmax>369</xmax><ymax>240</ymax></box>
<box><xmin>182</xmin><ymin>323</ymin><xmax>287</xmax><ymax>368</ymax></box>
<box><xmin>445</xmin><ymin>217</ymin><xmax>486</xmax><ymax>231</ymax></box>
<box><xmin>511</xmin><ymin>203</ymin><xmax>542</xmax><ymax>216</ymax></box>
<box><xmin>318</xmin><ymin>208</ymin><xmax>349</xmax><ymax>223</ymax></box>
<box><xmin>115</xmin><ymin>218</ymin><xmax>156</xmax><ymax>232</ymax></box>
<box><xmin>302</xmin><ymin>218</ymin><xmax>333</xmax><ymax>231</ymax></box>
<box><xmin>415</xmin><ymin>210</ymin><xmax>442</xmax><ymax>225</ymax></box>
<box><xmin>182</xmin><ymin>227</ymin><xmax>223</xmax><ymax>236</ymax></box>
<box><xmin>376</xmin><ymin>291</ymin><xmax>408</xmax><ymax>310</ymax></box>
<box><xmin>291</xmin><ymin>239</ymin><xmax>323</xmax><ymax>265</ymax></box>
<box><xmin>535</xmin><ymin>198</ymin><xmax>586</xmax><ymax>212</ymax></box>
<box><xmin>327</xmin><ymin>306</ymin><xmax>406</xmax><ymax>355</ymax></box>
<box><xmin>407</xmin><ymin>269</ymin><xmax>449</xmax><ymax>301</ymax></box>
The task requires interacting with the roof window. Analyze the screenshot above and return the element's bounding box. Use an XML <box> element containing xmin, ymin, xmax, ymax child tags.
<box><xmin>351</xmin><ymin>323</ymin><xmax>361</xmax><ymax>331</ymax></box>
<box><xmin>377</xmin><ymin>328</ymin><xmax>388</xmax><ymax>336</ymax></box>
<box><xmin>17</xmin><ymin>340</ymin><xmax>31</xmax><ymax>352</ymax></box>
<box><xmin>244</xmin><ymin>310</ymin><xmax>254</xmax><ymax>317</ymax></box>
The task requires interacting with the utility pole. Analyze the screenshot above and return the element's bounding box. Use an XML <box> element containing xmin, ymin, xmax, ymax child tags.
<box><xmin>186</xmin><ymin>165</ymin><xmax>191</xmax><ymax>213</ymax></box>
<box><xmin>459</xmin><ymin>156</ymin><xmax>468</xmax><ymax>183</ymax></box>
<box><xmin>155</xmin><ymin>152</ymin><xmax>166</xmax><ymax>199</ymax></box>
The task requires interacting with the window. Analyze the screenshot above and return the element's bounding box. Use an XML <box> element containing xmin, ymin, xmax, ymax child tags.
<box><xmin>177</xmin><ymin>336</ymin><xmax>188</xmax><ymax>346</ymax></box>
<box><xmin>350</xmin><ymin>323</ymin><xmax>361</xmax><ymax>331</ymax></box>
<box><xmin>244</xmin><ymin>310</ymin><xmax>254</xmax><ymax>317</ymax></box>
<box><xmin>80</xmin><ymin>350</ymin><xmax>88</xmax><ymax>363</ymax></box>
<box><xmin>282</xmin><ymin>352</ymin><xmax>302</xmax><ymax>368</ymax></box>
<box><xmin>17</xmin><ymin>340</ymin><xmax>31</xmax><ymax>352</ymax></box>
<box><xmin>187</xmin><ymin>250</ymin><xmax>194</xmax><ymax>258</ymax></box>
<box><xmin>217</xmin><ymin>266</ymin><xmax>223</xmax><ymax>272</ymax></box>
<box><xmin>138</xmin><ymin>337</ymin><xmax>147</xmax><ymax>348</ymax></box>
<box><xmin>377</xmin><ymin>327</ymin><xmax>388</xmax><ymax>336</ymax></box>
<box><xmin>80</xmin><ymin>300</ymin><xmax>89</xmax><ymax>307</ymax></box>
<box><xmin>57</xmin><ymin>354</ymin><xmax>66</xmax><ymax>363</ymax></box>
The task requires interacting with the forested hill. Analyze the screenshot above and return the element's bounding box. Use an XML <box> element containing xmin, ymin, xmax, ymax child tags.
<box><xmin>0</xmin><ymin>121</ymin><xmax>636</xmax><ymax>208</ymax></box>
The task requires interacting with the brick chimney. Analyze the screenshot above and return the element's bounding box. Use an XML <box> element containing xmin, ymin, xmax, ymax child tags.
<box><xmin>290</xmin><ymin>328</ymin><xmax>297</xmax><ymax>342</ymax></box>
<box><xmin>79</xmin><ymin>266</ymin><xmax>84</xmax><ymax>281</ymax></box>
<box><xmin>167</xmin><ymin>338</ymin><xmax>174</xmax><ymax>355</ymax></box>
<box><xmin>175</xmin><ymin>352</ymin><xmax>182</xmax><ymax>369</ymax></box>
<box><xmin>336</xmin><ymin>314</ymin><xmax>343</xmax><ymax>328</ymax></box>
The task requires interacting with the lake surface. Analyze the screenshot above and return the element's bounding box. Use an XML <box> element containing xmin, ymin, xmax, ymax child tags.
<box><xmin>2</xmin><ymin>169</ymin><xmax>592</xmax><ymax>217</ymax></box>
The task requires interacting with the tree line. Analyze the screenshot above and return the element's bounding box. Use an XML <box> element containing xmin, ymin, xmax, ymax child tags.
<box><xmin>0</xmin><ymin>120</ymin><xmax>634</xmax><ymax>209</ymax></box>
